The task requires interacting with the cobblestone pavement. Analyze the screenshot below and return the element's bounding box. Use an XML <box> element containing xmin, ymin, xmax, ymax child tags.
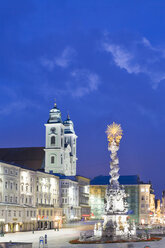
<box><xmin>0</xmin><ymin>227</ymin><xmax>164</xmax><ymax>248</ymax></box>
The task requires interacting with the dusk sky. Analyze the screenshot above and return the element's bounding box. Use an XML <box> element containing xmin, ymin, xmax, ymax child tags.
<box><xmin>1</xmin><ymin>0</ymin><xmax>165</xmax><ymax>197</ymax></box>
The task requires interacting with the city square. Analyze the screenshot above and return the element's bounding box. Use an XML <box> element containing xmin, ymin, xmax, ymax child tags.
<box><xmin>1</xmin><ymin>0</ymin><xmax>165</xmax><ymax>247</ymax></box>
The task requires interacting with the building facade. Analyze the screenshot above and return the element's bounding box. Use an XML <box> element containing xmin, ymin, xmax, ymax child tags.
<box><xmin>89</xmin><ymin>175</ymin><xmax>152</xmax><ymax>225</ymax></box>
<box><xmin>76</xmin><ymin>176</ymin><xmax>91</xmax><ymax>220</ymax></box>
<box><xmin>0</xmin><ymin>161</ymin><xmax>62</xmax><ymax>233</ymax></box>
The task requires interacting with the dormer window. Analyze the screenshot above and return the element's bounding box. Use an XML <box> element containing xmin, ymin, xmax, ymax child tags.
<box><xmin>51</xmin><ymin>136</ymin><xmax>55</xmax><ymax>145</ymax></box>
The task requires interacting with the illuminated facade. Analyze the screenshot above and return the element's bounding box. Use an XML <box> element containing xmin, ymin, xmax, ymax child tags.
<box><xmin>76</xmin><ymin>176</ymin><xmax>91</xmax><ymax>220</ymax></box>
<box><xmin>90</xmin><ymin>175</ymin><xmax>153</xmax><ymax>225</ymax></box>
<box><xmin>44</xmin><ymin>103</ymin><xmax>77</xmax><ymax>176</ymax></box>
<box><xmin>60</xmin><ymin>178</ymin><xmax>81</xmax><ymax>221</ymax></box>
<box><xmin>139</xmin><ymin>184</ymin><xmax>150</xmax><ymax>225</ymax></box>
<box><xmin>0</xmin><ymin>161</ymin><xmax>62</xmax><ymax>233</ymax></box>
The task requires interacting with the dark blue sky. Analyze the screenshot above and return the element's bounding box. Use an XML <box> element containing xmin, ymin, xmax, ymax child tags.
<box><xmin>1</xmin><ymin>0</ymin><xmax>165</xmax><ymax>197</ymax></box>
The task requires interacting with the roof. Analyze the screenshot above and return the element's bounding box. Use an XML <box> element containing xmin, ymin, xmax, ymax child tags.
<box><xmin>0</xmin><ymin>147</ymin><xmax>44</xmax><ymax>170</ymax></box>
<box><xmin>53</xmin><ymin>173</ymin><xmax>78</xmax><ymax>182</ymax></box>
<box><xmin>90</xmin><ymin>175</ymin><xmax>140</xmax><ymax>185</ymax></box>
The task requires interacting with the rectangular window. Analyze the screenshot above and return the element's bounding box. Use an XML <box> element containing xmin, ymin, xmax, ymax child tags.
<box><xmin>8</xmin><ymin>210</ymin><xmax>11</xmax><ymax>217</ymax></box>
<box><xmin>19</xmin><ymin>211</ymin><xmax>21</xmax><ymax>217</ymax></box>
<box><xmin>27</xmin><ymin>211</ymin><xmax>29</xmax><ymax>217</ymax></box>
<box><xmin>5</xmin><ymin>182</ymin><xmax>8</xmax><ymax>189</ymax></box>
<box><xmin>5</xmin><ymin>168</ymin><xmax>8</xmax><ymax>174</ymax></box>
<box><xmin>16</xmin><ymin>184</ymin><xmax>18</xmax><ymax>190</ymax></box>
<box><xmin>15</xmin><ymin>197</ymin><xmax>17</xmax><ymax>203</ymax></box>
<box><xmin>14</xmin><ymin>211</ymin><xmax>16</xmax><ymax>217</ymax></box>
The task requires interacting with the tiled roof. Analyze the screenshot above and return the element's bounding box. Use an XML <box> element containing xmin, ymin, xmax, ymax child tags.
<box><xmin>90</xmin><ymin>175</ymin><xmax>140</xmax><ymax>185</ymax></box>
<box><xmin>0</xmin><ymin>147</ymin><xmax>44</xmax><ymax>170</ymax></box>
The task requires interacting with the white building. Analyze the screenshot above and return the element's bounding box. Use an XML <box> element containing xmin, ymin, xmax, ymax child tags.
<box><xmin>0</xmin><ymin>102</ymin><xmax>91</xmax><ymax>231</ymax></box>
<box><xmin>0</xmin><ymin>161</ymin><xmax>62</xmax><ymax>233</ymax></box>
<box><xmin>60</xmin><ymin>177</ymin><xmax>81</xmax><ymax>222</ymax></box>
<box><xmin>44</xmin><ymin>103</ymin><xmax>77</xmax><ymax>176</ymax></box>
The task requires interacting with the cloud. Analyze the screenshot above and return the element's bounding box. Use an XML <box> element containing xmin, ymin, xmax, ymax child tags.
<box><xmin>69</xmin><ymin>69</ymin><xmax>101</xmax><ymax>97</ymax></box>
<box><xmin>39</xmin><ymin>69</ymin><xmax>101</xmax><ymax>99</ymax></box>
<box><xmin>102</xmin><ymin>36</ymin><xmax>165</xmax><ymax>88</ymax></box>
<box><xmin>0</xmin><ymin>99</ymin><xmax>40</xmax><ymax>115</ymax></box>
<box><xmin>41</xmin><ymin>47</ymin><xmax>76</xmax><ymax>70</ymax></box>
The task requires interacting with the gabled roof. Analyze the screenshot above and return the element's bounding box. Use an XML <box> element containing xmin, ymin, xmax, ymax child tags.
<box><xmin>90</xmin><ymin>175</ymin><xmax>140</xmax><ymax>185</ymax></box>
<box><xmin>0</xmin><ymin>147</ymin><xmax>44</xmax><ymax>170</ymax></box>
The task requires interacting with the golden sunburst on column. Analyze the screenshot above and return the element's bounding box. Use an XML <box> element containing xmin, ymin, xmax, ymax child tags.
<box><xmin>106</xmin><ymin>122</ymin><xmax>123</xmax><ymax>145</ymax></box>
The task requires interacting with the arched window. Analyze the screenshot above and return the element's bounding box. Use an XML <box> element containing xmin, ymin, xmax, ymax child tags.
<box><xmin>51</xmin><ymin>136</ymin><xmax>55</xmax><ymax>145</ymax></box>
<box><xmin>51</xmin><ymin>156</ymin><xmax>55</xmax><ymax>164</ymax></box>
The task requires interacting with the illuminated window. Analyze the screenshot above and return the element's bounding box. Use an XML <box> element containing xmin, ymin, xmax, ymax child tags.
<box><xmin>51</xmin><ymin>156</ymin><xmax>55</xmax><ymax>164</ymax></box>
<box><xmin>146</xmin><ymin>188</ymin><xmax>149</xmax><ymax>192</ymax></box>
<box><xmin>51</xmin><ymin>136</ymin><xmax>55</xmax><ymax>145</ymax></box>
<box><xmin>141</xmin><ymin>188</ymin><xmax>145</xmax><ymax>192</ymax></box>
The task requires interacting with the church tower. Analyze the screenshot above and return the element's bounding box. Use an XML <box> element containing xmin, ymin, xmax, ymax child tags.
<box><xmin>44</xmin><ymin>102</ymin><xmax>77</xmax><ymax>176</ymax></box>
<box><xmin>44</xmin><ymin>102</ymin><xmax>65</xmax><ymax>174</ymax></box>
<box><xmin>63</xmin><ymin>114</ymin><xmax>78</xmax><ymax>176</ymax></box>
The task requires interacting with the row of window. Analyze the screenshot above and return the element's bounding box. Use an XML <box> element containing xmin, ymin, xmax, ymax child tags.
<box><xmin>4</xmin><ymin>168</ymin><xmax>18</xmax><ymax>175</ymax></box>
<box><xmin>5</xmin><ymin>196</ymin><xmax>18</xmax><ymax>203</ymax></box>
<box><xmin>141</xmin><ymin>195</ymin><xmax>149</xmax><ymax>201</ymax></box>
<box><xmin>141</xmin><ymin>203</ymin><xmax>149</xmax><ymax>209</ymax></box>
<box><xmin>5</xmin><ymin>182</ymin><xmax>18</xmax><ymax>190</ymax></box>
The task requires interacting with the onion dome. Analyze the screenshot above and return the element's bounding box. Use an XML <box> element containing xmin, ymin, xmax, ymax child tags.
<box><xmin>47</xmin><ymin>102</ymin><xmax>62</xmax><ymax>123</ymax></box>
<box><xmin>63</xmin><ymin>114</ymin><xmax>74</xmax><ymax>133</ymax></box>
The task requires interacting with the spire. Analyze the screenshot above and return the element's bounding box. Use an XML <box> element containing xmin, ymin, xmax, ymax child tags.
<box><xmin>54</xmin><ymin>99</ymin><xmax>57</xmax><ymax>108</ymax></box>
<box><xmin>67</xmin><ymin>112</ymin><xmax>70</xmax><ymax>120</ymax></box>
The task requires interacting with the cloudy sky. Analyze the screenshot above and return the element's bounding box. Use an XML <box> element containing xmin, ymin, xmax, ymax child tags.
<box><xmin>1</xmin><ymin>0</ymin><xmax>165</xmax><ymax>197</ymax></box>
